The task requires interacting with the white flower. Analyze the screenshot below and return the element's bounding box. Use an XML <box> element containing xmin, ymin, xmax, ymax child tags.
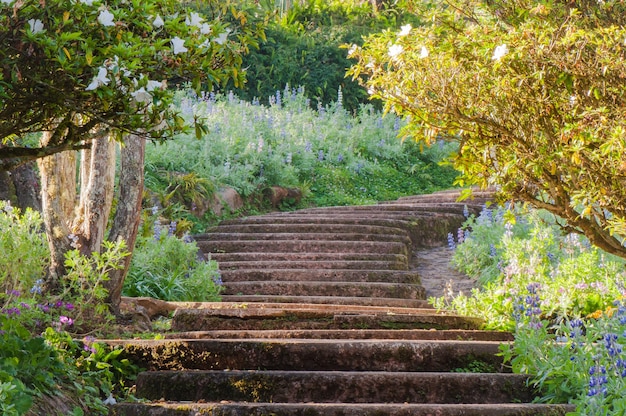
<box><xmin>398</xmin><ymin>24</ymin><xmax>412</xmax><ymax>37</ymax></box>
<box><xmin>419</xmin><ymin>46</ymin><xmax>429</xmax><ymax>59</ymax></box>
<box><xmin>131</xmin><ymin>87</ymin><xmax>152</xmax><ymax>103</ymax></box>
<box><xmin>146</xmin><ymin>80</ymin><xmax>164</xmax><ymax>91</ymax></box>
<box><xmin>98</xmin><ymin>9</ymin><xmax>115</xmax><ymax>27</ymax></box>
<box><xmin>200</xmin><ymin>23</ymin><xmax>212</xmax><ymax>35</ymax></box>
<box><xmin>171</xmin><ymin>37</ymin><xmax>188</xmax><ymax>54</ymax></box>
<box><xmin>28</xmin><ymin>19</ymin><xmax>44</xmax><ymax>34</ymax></box>
<box><xmin>103</xmin><ymin>394</ymin><xmax>117</xmax><ymax>406</ymax></box>
<box><xmin>213</xmin><ymin>29</ymin><xmax>230</xmax><ymax>45</ymax></box>
<box><xmin>388</xmin><ymin>44</ymin><xmax>404</xmax><ymax>58</ymax></box>
<box><xmin>1</xmin><ymin>0</ymin><xmax>15</xmax><ymax>4</ymax></box>
<box><xmin>153</xmin><ymin>15</ymin><xmax>164</xmax><ymax>28</ymax></box>
<box><xmin>492</xmin><ymin>44</ymin><xmax>508</xmax><ymax>61</ymax></box>
<box><xmin>185</xmin><ymin>12</ymin><xmax>204</xmax><ymax>28</ymax></box>
<box><xmin>347</xmin><ymin>44</ymin><xmax>358</xmax><ymax>57</ymax></box>
<box><xmin>79</xmin><ymin>0</ymin><xmax>95</xmax><ymax>5</ymax></box>
<box><xmin>85</xmin><ymin>67</ymin><xmax>110</xmax><ymax>91</ymax></box>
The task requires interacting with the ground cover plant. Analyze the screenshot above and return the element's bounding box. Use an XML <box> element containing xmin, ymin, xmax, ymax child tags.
<box><xmin>435</xmin><ymin>204</ymin><xmax>626</xmax><ymax>413</ymax></box>
<box><xmin>144</xmin><ymin>87</ymin><xmax>459</xmax><ymax>232</ymax></box>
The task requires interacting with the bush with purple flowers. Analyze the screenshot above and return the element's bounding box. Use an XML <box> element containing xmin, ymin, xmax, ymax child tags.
<box><xmin>501</xmin><ymin>298</ymin><xmax>626</xmax><ymax>413</ymax></box>
<box><xmin>439</xmin><ymin>204</ymin><xmax>626</xmax><ymax>411</ymax></box>
<box><xmin>432</xmin><ymin>205</ymin><xmax>626</xmax><ymax>330</ymax></box>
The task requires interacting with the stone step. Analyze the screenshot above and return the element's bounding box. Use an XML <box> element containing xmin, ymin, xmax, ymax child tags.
<box><xmin>170</xmin><ymin>307</ymin><xmax>483</xmax><ymax>332</ymax></box>
<box><xmin>220</xmin><ymin>216</ymin><xmax>418</xmax><ymax>228</ymax></box>
<box><xmin>208</xmin><ymin>252</ymin><xmax>408</xmax><ymax>264</ymax></box>
<box><xmin>218</xmin><ymin>214</ymin><xmax>464</xmax><ymax>248</ymax></box>
<box><xmin>391</xmin><ymin>189</ymin><xmax>493</xmax><ymax>203</ymax></box>
<box><xmin>277</xmin><ymin>203</ymin><xmax>475</xmax><ymax>216</ymax></box>
<box><xmin>221</xmin><ymin>280</ymin><xmax>425</xmax><ymax>299</ymax></box>
<box><xmin>111</xmin><ymin>402</ymin><xmax>575</xmax><ymax>416</ymax></box>
<box><xmin>198</xmin><ymin>239</ymin><xmax>408</xmax><ymax>255</ymax></box>
<box><xmin>217</xmin><ymin>259</ymin><xmax>408</xmax><ymax>271</ymax></box>
<box><xmin>200</xmin><ymin>223</ymin><xmax>410</xmax><ymax>237</ymax></box>
<box><xmin>133</xmin><ymin>370</ymin><xmax>537</xmax><ymax>404</ymax></box>
<box><xmin>167</xmin><ymin>301</ymin><xmax>436</xmax><ymax>314</ymax></box>
<box><xmin>110</xmin><ymin>339</ymin><xmax>508</xmax><ymax>372</ymax></box>
<box><xmin>220</xmin><ymin>294</ymin><xmax>430</xmax><ymax>308</ymax></box>
<box><xmin>220</xmin><ymin>269</ymin><xmax>419</xmax><ymax>283</ymax></box>
<box><xmin>163</xmin><ymin>329</ymin><xmax>514</xmax><ymax>341</ymax></box>
<box><xmin>198</xmin><ymin>232</ymin><xmax>412</xmax><ymax>245</ymax></box>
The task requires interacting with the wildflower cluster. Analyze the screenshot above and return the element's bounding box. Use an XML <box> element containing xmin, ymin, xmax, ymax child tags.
<box><xmin>434</xmin><ymin>205</ymin><xmax>626</xmax><ymax>330</ymax></box>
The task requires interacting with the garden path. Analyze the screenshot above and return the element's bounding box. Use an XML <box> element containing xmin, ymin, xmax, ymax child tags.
<box><xmin>414</xmin><ymin>246</ymin><xmax>477</xmax><ymax>299</ymax></box>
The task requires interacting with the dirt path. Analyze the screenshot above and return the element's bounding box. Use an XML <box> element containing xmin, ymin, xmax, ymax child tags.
<box><xmin>412</xmin><ymin>246</ymin><xmax>477</xmax><ymax>300</ymax></box>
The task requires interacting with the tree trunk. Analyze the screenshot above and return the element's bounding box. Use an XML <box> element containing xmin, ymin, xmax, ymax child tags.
<box><xmin>106</xmin><ymin>134</ymin><xmax>145</xmax><ymax>314</ymax></box>
<box><xmin>11</xmin><ymin>162</ymin><xmax>41</xmax><ymax>212</ymax></box>
<box><xmin>37</xmin><ymin>131</ymin><xmax>76</xmax><ymax>288</ymax></box>
<box><xmin>74</xmin><ymin>132</ymin><xmax>116</xmax><ymax>255</ymax></box>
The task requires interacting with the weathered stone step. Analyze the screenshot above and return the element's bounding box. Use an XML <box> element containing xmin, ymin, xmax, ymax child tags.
<box><xmin>111</xmin><ymin>402</ymin><xmax>575</xmax><ymax>416</ymax></box>
<box><xmin>198</xmin><ymin>232</ymin><xmax>411</xmax><ymax>245</ymax></box>
<box><xmin>217</xmin><ymin>259</ymin><xmax>408</xmax><ymax>271</ymax></box>
<box><xmin>208</xmin><ymin>252</ymin><xmax>408</xmax><ymax>264</ymax></box>
<box><xmin>221</xmin><ymin>280</ymin><xmax>425</xmax><ymax>299</ymax></box>
<box><xmin>391</xmin><ymin>189</ymin><xmax>493</xmax><ymax>203</ymax></box>
<box><xmin>221</xmin><ymin>216</ymin><xmax>418</xmax><ymax>228</ymax></box>
<box><xmin>110</xmin><ymin>339</ymin><xmax>507</xmax><ymax>372</ymax></box>
<box><xmin>220</xmin><ymin>294</ymin><xmax>430</xmax><ymax>308</ymax></box>
<box><xmin>167</xmin><ymin>301</ymin><xmax>435</xmax><ymax>314</ymax></box>
<box><xmin>163</xmin><ymin>329</ymin><xmax>513</xmax><ymax>341</ymax></box>
<box><xmin>277</xmin><ymin>203</ymin><xmax>473</xmax><ymax>216</ymax></box>
<box><xmin>171</xmin><ymin>307</ymin><xmax>482</xmax><ymax>332</ymax></box>
<box><xmin>134</xmin><ymin>370</ymin><xmax>537</xmax><ymax>404</ymax></box>
<box><xmin>218</xmin><ymin>214</ymin><xmax>464</xmax><ymax>247</ymax></box>
<box><xmin>220</xmin><ymin>269</ymin><xmax>419</xmax><ymax>283</ymax></box>
<box><xmin>198</xmin><ymin>240</ymin><xmax>408</xmax><ymax>255</ymax></box>
<box><xmin>200</xmin><ymin>223</ymin><xmax>410</xmax><ymax>237</ymax></box>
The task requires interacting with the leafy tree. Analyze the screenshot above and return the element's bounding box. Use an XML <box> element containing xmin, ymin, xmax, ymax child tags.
<box><xmin>348</xmin><ymin>0</ymin><xmax>626</xmax><ymax>259</ymax></box>
<box><xmin>0</xmin><ymin>0</ymin><xmax>263</xmax><ymax>312</ymax></box>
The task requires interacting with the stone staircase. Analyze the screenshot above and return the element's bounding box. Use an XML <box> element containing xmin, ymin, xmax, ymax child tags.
<box><xmin>110</xmin><ymin>190</ymin><xmax>574</xmax><ymax>415</ymax></box>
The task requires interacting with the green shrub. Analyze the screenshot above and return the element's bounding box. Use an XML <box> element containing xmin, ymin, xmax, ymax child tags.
<box><xmin>124</xmin><ymin>212</ymin><xmax>222</xmax><ymax>301</ymax></box>
<box><xmin>224</xmin><ymin>0</ymin><xmax>422</xmax><ymax>111</ymax></box>
<box><xmin>0</xmin><ymin>201</ymin><xmax>49</xmax><ymax>296</ymax></box>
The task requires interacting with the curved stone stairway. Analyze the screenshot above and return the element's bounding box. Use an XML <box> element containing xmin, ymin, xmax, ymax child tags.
<box><xmin>110</xmin><ymin>190</ymin><xmax>574</xmax><ymax>415</ymax></box>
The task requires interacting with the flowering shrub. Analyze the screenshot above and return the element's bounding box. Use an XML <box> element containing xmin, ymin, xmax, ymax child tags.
<box><xmin>348</xmin><ymin>0</ymin><xmax>626</xmax><ymax>260</ymax></box>
<box><xmin>502</xmin><ymin>294</ymin><xmax>626</xmax><ymax>413</ymax></box>
<box><xmin>123</xmin><ymin>209</ymin><xmax>222</xmax><ymax>301</ymax></box>
<box><xmin>433</xmin><ymin>205</ymin><xmax>626</xmax><ymax>330</ymax></box>
<box><xmin>1</xmin><ymin>0</ymin><xmax>264</xmax><ymax>169</ymax></box>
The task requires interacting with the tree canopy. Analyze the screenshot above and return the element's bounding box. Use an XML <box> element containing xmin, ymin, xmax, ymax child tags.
<box><xmin>348</xmin><ymin>0</ymin><xmax>626</xmax><ymax>258</ymax></box>
<box><xmin>0</xmin><ymin>0</ymin><xmax>264</xmax><ymax>169</ymax></box>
